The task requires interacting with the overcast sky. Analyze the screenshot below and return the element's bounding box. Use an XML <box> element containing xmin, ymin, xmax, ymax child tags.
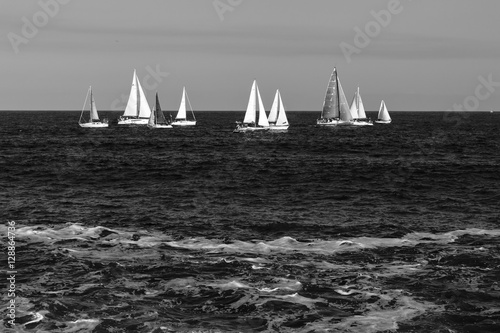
<box><xmin>1</xmin><ymin>0</ymin><xmax>499</xmax><ymax>111</ymax></box>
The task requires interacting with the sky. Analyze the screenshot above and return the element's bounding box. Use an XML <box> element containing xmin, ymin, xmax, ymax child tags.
<box><xmin>1</xmin><ymin>0</ymin><xmax>499</xmax><ymax>111</ymax></box>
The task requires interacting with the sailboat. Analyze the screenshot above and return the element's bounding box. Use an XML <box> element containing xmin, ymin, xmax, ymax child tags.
<box><xmin>375</xmin><ymin>100</ymin><xmax>392</xmax><ymax>124</ymax></box>
<box><xmin>148</xmin><ymin>92</ymin><xmax>172</xmax><ymax>129</ymax></box>
<box><xmin>317</xmin><ymin>67</ymin><xmax>353</xmax><ymax>126</ymax></box>
<box><xmin>172</xmin><ymin>87</ymin><xmax>196</xmax><ymax>126</ymax></box>
<box><xmin>267</xmin><ymin>89</ymin><xmax>289</xmax><ymax>130</ymax></box>
<box><xmin>349</xmin><ymin>87</ymin><xmax>373</xmax><ymax>126</ymax></box>
<box><xmin>117</xmin><ymin>69</ymin><xmax>151</xmax><ymax>125</ymax></box>
<box><xmin>234</xmin><ymin>80</ymin><xmax>269</xmax><ymax>132</ymax></box>
<box><xmin>78</xmin><ymin>86</ymin><xmax>108</xmax><ymax>128</ymax></box>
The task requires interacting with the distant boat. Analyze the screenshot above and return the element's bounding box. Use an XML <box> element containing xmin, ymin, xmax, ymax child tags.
<box><xmin>267</xmin><ymin>89</ymin><xmax>289</xmax><ymax>130</ymax></box>
<box><xmin>317</xmin><ymin>67</ymin><xmax>353</xmax><ymax>126</ymax></box>
<box><xmin>117</xmin><ymin>69</ymin><xmax>151</xmax><ymax>125</ymax></box>
<box><xmin>234</xmin><ymin>80</ymin><xmax>269</xmax><ymax>132</ymax></box>
<box><xmin>375</xmin><ymin>100</ymin><xmax>391</xmax><ymax>124</ymax></box>
<box><xmin>172</xmin><ymin>87</ymin><xmax>196</xmax><ymax>127</ymax></box>
<box><xmin>148</xmin><ymin>92</ymin><xmax>172</xmax><ymax>129</ymax></box>
<box><xmin>78</xmin><ymin>86</ymin><xmax>108</xmax><ymax>128</ymax></box>
<box><xmin>349</xmin><ymin>87</ymin><xmax>373</xmax><ymax>126</ymax></box>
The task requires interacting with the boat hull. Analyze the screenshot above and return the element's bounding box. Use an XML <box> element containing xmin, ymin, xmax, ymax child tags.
<box><xmin>148</xmin><ymin>124</ymin><xmax>173</xmax><ymax>129</ymax></box>
<box><xmin>79</xmin><ymin>122</ymin><xmax>108</xmax><ymax>128</ymax></box>
<box><xmin>375</xmin><ymin>120</ymin><xmax>392</xmax><ymax>124</ymax></box>
<box><xmin>351</xmin><ymin>120</ymin><xmax>373</xmax><ymax>126</ymax></box>
<box><xmin>269</xmin><ymin>125</ymin><xmax>289</xmax><ymax>130</ymax></box>
<box><xmin>171</xmin><ymin>120</ymin><xmax>197</xmax><ymax>127</ymax></box>
<box><xmin>316</xmin><ymin>119</ymin><xmax>353</xmax><ymax>126</ymax></box>
<box><xmin>233</xmin><ymin>126</ymin><xmax>269</xmax><ymax>133</ymax></box>
<box><xmin>117</xmin><ymin>118</ymin><xmax>149</xmax><ymax>125</ymax></box>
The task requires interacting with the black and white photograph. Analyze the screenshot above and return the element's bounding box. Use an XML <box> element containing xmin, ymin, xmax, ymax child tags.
<box><xmin>1</xmin><ymin>0</ymin><xmax>500</xmax><ymax>332</ymax></box>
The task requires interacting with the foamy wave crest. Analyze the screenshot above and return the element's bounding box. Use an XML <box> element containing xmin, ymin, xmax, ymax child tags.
<box><xmin>3</xmin><ymin>223</ymin><xmax>500</xmax><ymax>256</ymax></box>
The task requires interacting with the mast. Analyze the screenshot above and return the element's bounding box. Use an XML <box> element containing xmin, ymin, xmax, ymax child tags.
<box><xmin>335</xmin><ymin>69</ymin><xmax>340</xmax><ymax>119</ymax></box>
<box><xmin>356</xmin><ymin>87</ymin><xmax>359</xmax><ymax>112</ymax></box>
<box><xmin>79</xmin><ymin>86</ymin><xmax>91</xmax><ymax>124</ymax></box>
<box><xmin>136</xmin><ymin>73</ymin><xmax>140</xmax><ymax>118</ymax></box>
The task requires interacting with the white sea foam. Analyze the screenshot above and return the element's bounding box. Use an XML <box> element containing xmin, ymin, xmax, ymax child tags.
<box><xmin>5</xmin><ymin>223</ymin><xmax>500</xmax><ymax>256</ymax></box>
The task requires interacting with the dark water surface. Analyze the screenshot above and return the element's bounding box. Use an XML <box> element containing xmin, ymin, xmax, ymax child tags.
<box><xmin>1</xmin><ymin>111</ymin><xmax>499</xmax><ymax>332</ymax></box>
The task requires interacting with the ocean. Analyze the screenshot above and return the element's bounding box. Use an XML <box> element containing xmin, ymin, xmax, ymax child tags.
<box><xmin>1</xmin><ymin>111</ymin><xmax>499</xmax><ymax>332</ymax></box>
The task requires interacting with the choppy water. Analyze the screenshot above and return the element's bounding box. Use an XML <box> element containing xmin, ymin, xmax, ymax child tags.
<box><xmin>1</xmin><ymin>111</ymin><xmax>499</xmax><ymax>332</ymax></box>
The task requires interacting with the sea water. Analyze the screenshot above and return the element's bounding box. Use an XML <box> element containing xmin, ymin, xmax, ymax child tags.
<box><xmin>0</xmin><ymin>111</ymin><xmax>499</xmax><ymax>332</ymax></box>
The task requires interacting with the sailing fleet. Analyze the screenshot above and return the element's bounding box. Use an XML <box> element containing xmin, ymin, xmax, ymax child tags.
<box><xmin>80</xmin><ymin>68</ymin><xmax>390</xmax><ymax>129</ymax></box>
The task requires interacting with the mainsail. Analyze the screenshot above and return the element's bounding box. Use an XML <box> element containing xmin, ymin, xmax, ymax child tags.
<box><xmin>176</xmin><ymin>87</ymin><xmax>187</xmax><ymax>120</ymax></box>
<box><xmin>243</xmin><ymin>80</ymin><xmax>257</xmax><ymax>124</ymax></box>
<box><xmin>268</xmin><ymin>90</ymin><xmax>279</xmax><ymax>124</ymax></box>
<box><xmin>90</xmin><ymin>88</ymin><xmax>99</xmax><ymax>121</ymax></box>
<box><xmin>321</xmin><ymin>68</ymin><xmax>340</xmax><ymax>119</ymax></box>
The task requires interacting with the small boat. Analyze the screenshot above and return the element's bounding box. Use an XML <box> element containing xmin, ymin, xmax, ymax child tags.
<box><xmin>78</xmin><ymin>86</ymin><xmax>108</xmax><ymax>128</ymax></box>
<box><xmin>349</xmin><ymin>87</ymin><xmax>373</xmax><ymax>126</ymax></box>
<box><xmin>234</xmin><ymin>80</ymin><xmax>270</xmax><ymax>132</ymax></box>
<box><xmin>375</xmin><ymin>100</ymin><xmax>392</xmax><ymax>124</ymax></box>
<box><xmin>317</xmin><ymin>67</ymin><xmax>353</xmax><ymax>126</ymax></box>
<box><xmin>148</xmin><ymin>92</ymin><xmax>172</xmax><ymax>129</ymax></box>
<box><xmin>117</xmin><ymin>69</ymin><xmax>151</xmax><ymax>125</ymax></box>
<box><xmin>268</xmin><ymin>89</ymin><xmax>289</xmax><ymax>130</ymax></box>
<box><xmin>171</xmin><ymin>87</ymin><xmax>196</xmax><ymax>127</ymax></box>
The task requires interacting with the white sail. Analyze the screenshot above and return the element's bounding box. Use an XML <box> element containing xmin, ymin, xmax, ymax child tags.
<box><xmin>176</xmin><ymin>87</ymin><xmax>187</xmax><ymax>120</ymax></box>
<box><xmin>123</xmin><ymin>70</ymin><xmax>139</xmax><ymax>117</ymax></box>
<box><xmin>338</xmin><ymin>79</ymin><xmax>352</xmax><ymax>121</ymax></box>
<box><xmin>148</xmin><ymin>104</ymin><xmax>155</xmax><ymax>126</ymax></box>
<box><xmin>268</xmin><ymin>90</ymin><xmax>279</xmax><ymax>123</ymax></box>
<box><xmin>136</xmin><ymin>75</ymin><xmax>151</xmax><ymax>118</ymax></box>
<box><xmin>90</xmin><ymin>88</ymin><xmax>99</xmax><ymax>121</ymax></box>
<box><xmin>122</xmin><ymin>70</ymin><xmax>151</xmax><ymax>119</ymax></box>
<box><xmin>378</xmin><ymin>100</ymin><xmax>391</xmax><ymax>121</ymax></box>
<box><xmin>276</xmin><ymin>91</ymin><xmax>289</xmax><ymax>126</ymax></box>
<box><xmin>256</xmin><ymin>85</ymin><xmax>269</xmax><ymax>127</ymax></box>
<box><xmin>243</xmin><ymin>80</ymin><xmax>257</xmax><ymax>124</ymax></box>
<box><xmin>349</xmin><ymin>91</ymin><xmax>359</xmax><ymax>119</ymax></box>
<box><xmin>357</xmin><ymin>88</ymin><xmax>367</xmax><ymax>118</ymax></box>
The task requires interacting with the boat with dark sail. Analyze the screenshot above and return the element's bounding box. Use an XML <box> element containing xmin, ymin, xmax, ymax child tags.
<box><xmin>148</xmin><ymin>92</ymin><xmax>172</xmax><ymax>129</ymax></box>
<box><xmin>317</xmin><ymin>67</ymin><xmax>352</xmax><ymax>126</ymax></box>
